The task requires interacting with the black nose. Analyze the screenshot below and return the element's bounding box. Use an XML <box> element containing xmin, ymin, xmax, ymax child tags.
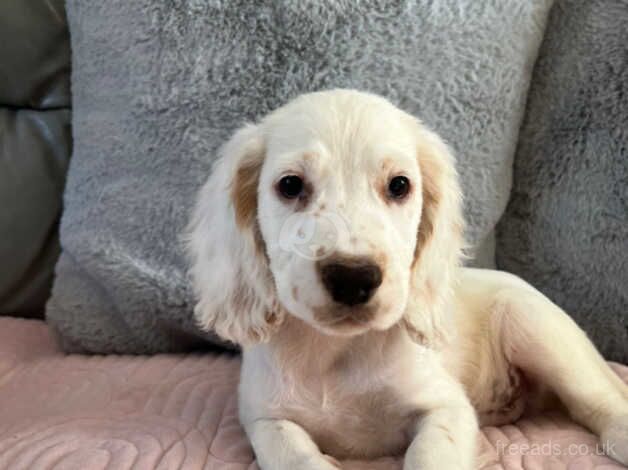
<box><xmin>320</xmin><ymin>259</ymin><xmax>383</xmax><ymax>306</ymax></box>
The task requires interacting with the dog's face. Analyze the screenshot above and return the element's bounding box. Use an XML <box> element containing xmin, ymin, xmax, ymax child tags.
<box><xmin>187</xmin><ymin>90</ymin><xmax>463</xmax><ymax>346</ymax></box>
<box><xmin>256</xmin><ymin>95</ymin><xmax>422</xmax><ymax>335</ymax></box>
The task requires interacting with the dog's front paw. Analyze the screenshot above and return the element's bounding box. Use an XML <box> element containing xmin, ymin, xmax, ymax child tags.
<box><xmin>601</xmin><ymin>414</ymin><xmax>628</xmax><ymax>465</ymax></box>
<box><xmin>403</xmin><ymin>441</ymin><xmax>470</xmax><ymax>470</ymax></box>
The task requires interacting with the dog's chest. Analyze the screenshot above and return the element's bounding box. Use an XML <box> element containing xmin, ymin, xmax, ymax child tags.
<box><xmin>247</xmin><ymin>327</ymin><xmax>428</xmax><ymax>459</ymax></box>
<box><xmin>279</xmin><ymin>378</ymin><xmax>419</xmax><ymax>459</ymax></box>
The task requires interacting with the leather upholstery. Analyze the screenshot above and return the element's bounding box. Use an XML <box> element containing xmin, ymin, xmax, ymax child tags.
<box><xmin>0</xmin><ymin>0</ymin><xmax>71</xmax><ymax>317</ymax></box>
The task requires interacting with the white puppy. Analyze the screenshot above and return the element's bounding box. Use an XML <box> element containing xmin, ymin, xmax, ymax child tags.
<box><xmin>187</xmin><ymin>90</ymin><xmax>628</xmax><ymax>469</ymax></box>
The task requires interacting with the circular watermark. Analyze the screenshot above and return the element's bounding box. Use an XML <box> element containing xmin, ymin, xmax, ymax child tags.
<box><xmin>278</xmin><ymin>210</ymin><xmax>349</xmax><ymax>260</ymax></box>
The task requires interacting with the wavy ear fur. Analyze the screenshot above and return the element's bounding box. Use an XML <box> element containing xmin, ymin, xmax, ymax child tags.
<box><xmin>186</xmin><ymin>124</ymin><xmax>282</xmax><ymax>346</ymax></box>
<box><xmin>403</xmin><ymin>123</ymin><xmax>465</xmax><ymax>348</ymax></box>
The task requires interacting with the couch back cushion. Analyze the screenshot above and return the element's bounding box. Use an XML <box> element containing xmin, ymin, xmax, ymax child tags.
<box><xmin>497</xmin><ymin>0</ymin><xmax>628</xmax><ymax>362</ymax></box>
<box><xmin>50</xmin><ymin>0</ymin><xmax>553</xmax><ymax>353</ymax></box>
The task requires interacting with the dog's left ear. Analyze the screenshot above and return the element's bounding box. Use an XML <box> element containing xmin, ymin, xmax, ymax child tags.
<box><xmin>185</xmin><ymin>124</ymin><xmax>283</xmax><ymax>346</ymax></box>
<box><xmin>403</xmin><ymin>122</ymin><xmax>465</xmax><ymax>348</ymax></box>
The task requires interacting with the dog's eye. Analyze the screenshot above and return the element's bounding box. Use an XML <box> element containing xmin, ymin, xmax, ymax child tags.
<box><xmin>277</xmin><ymin>175</ymin><xmax>304</xmax><ymax>199</ymax></box>
<box><xmin>388</xmin><ymin>176</ymin><xmax>411</xmax><ymax>200</ymax></box>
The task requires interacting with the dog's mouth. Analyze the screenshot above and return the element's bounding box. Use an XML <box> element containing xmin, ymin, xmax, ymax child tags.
<box><xmin>313</xmin><ymin>304</ymin><xmax>378</xmax><ymax>334</ymax></box>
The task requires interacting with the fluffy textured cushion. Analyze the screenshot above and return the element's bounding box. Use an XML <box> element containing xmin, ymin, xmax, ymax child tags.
<box><xmin>496</xmin><ymin>0</ymin><xmax>628</xmax><ymax>363</ymax></box>
<box><xmin>2</xmin><ymin>318</ymin><xmax>627</xmax><ymax>469</ymax></box>
<box><xmin>50</xmin><ymin>0</ymin><xmax>553</xmax><ymax>353</ymax></box>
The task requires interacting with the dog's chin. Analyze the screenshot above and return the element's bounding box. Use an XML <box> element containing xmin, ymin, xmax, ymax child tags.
<box><xmin>314</xmin><ymin>317</ymin><xmax>374</xmax><ymax>337</ymax></box>
<box><xmin>308</xmin><ymin>305</ymin><xmax>404</xmax><ymax>337</ymax></box>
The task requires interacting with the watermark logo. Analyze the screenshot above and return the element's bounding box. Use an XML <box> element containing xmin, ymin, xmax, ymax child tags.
<box><xmin>495</xmin><ymin>439</ymin><xmax>616</xmax><ymax>459</ymax></box>
<box><xmin>279</xmin><ymin>210</ymin><xmax>349</xmax><ymax>260</ymax></box>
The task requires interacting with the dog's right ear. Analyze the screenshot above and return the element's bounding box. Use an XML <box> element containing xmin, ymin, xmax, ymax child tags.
<box><xmin>185</xmin><ymin>124</ymin><xmax>283</xmax><ymax>346</ymax></box>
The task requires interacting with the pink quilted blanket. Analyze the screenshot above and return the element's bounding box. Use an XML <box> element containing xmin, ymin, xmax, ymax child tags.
<box><xmin>0</xmin><ymin>318</ymin><xmax>626</xmax><ymax>469</ymax></box>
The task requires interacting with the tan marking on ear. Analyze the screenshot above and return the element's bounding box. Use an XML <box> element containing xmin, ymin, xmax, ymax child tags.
<box><xmin>412</xmin><ymin>156</ymin><xmax>442</xmax><ymax>267</ymax></box>
<box><xmin>292</xmin><ymin>286</ymin><xmax>299</xmax><ymax>301</ymax></box>
<box><xmin>231</xmin><ymin>156</ymin><xmax>271</xmax><ymax>263</ymax></box>
<box><xmin>232</xmin><ymin>157</ymin><xmax>263</xmax><ymax>229</ymax></box>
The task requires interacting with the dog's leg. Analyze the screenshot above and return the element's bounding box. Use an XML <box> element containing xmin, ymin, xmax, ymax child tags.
<box><xmin>404</xmin><ymin>378</ymin><xmax>478</xmax><ymax>470</ymax></box>
<box><xmin>491</xmin><ymin>286</ymin><xmax>628</xmax><ymax>465</ymax></box>
<box><xmin>245</xmin><ymin>418</ymin><xmax>341</xmax><ymax>470</ymax></box>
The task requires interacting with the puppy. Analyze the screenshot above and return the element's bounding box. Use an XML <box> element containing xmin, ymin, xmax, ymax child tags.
<box><xmin>187</xmin><ymin>89</ymin><xmax>628</xmax><ymax>469</ymax></box>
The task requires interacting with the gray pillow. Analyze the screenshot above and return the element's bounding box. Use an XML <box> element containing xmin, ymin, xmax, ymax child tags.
<box><xmin>497</xmin><ymin>0</ymin><xmax>628</xmax><ymax>363</ymax></box>
<box><xmin>49</xmin><ymin>0</ymin><xmax>553</xmax><ymax>353</ymax></box>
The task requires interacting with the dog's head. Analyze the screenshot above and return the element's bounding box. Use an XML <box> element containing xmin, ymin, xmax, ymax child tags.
<box><xmin>186</xmin><ymin>90</ymin><xmax>463</xmax><ymax>347</ymax></box>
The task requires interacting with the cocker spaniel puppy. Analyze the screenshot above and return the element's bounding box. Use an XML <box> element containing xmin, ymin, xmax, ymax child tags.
<box><xmin>187</xmin><ymin>90</ymin><xmax>628</xmax><ymax>469</ymax></box>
